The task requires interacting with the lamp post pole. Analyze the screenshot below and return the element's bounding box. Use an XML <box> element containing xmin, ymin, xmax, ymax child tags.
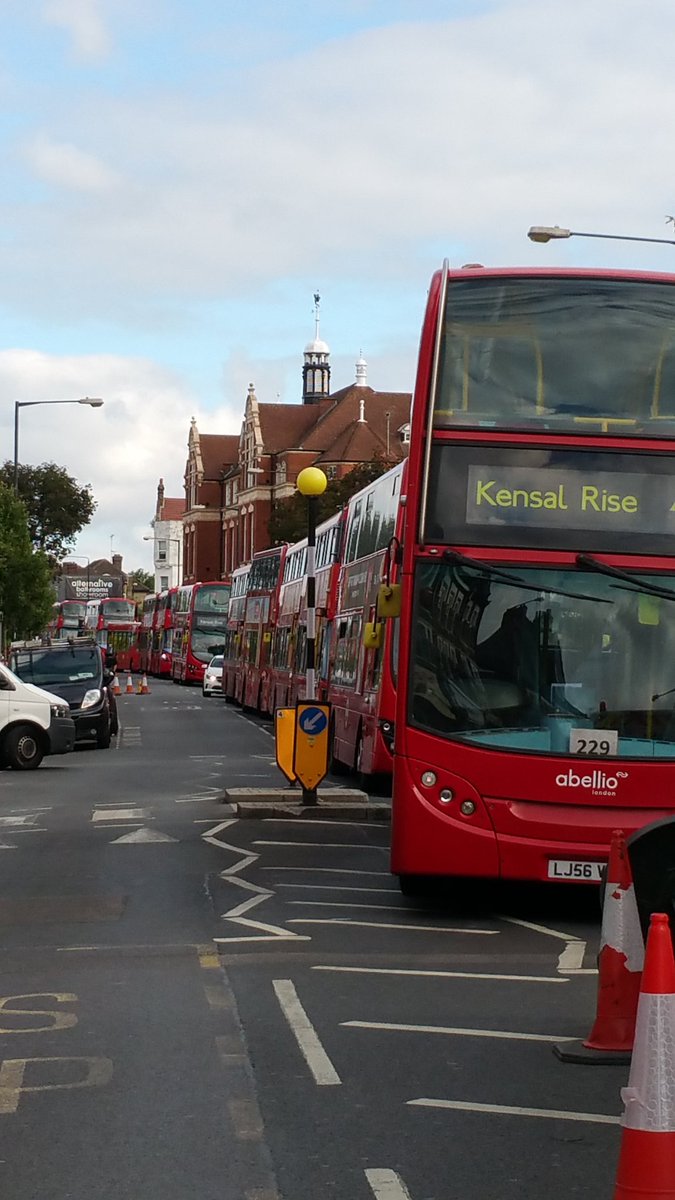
<box><xmin>13</xmin><ymin>398</ymin><xmax>104</xmax><ymax>494</ymax></box>
<box><xmin>296</xmin><ymin>466</ymin><xmax>328</xmax><ymax>806</ymax></box>
<box><xmin>528</xmin><ymin>225</ymin><xmax>675</xmax><ymax>248</ymax></box>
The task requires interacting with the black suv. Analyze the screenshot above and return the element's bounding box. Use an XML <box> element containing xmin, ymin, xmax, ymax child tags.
<box><xmin>9</xmin><ymin>639</ymin><xmax>119</xmax><ymax>749</ymax></box>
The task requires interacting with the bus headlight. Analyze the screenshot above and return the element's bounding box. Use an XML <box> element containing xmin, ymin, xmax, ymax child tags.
<box><xmin>81</xmin><ymin>689</ymin><xmax>102</xmax><ymax>709</ymax></box>
<box><xmin>421</xmin><ymin>771</ymin><xmax>436</xmax><ymax>787</ymax></box>
<box><xmin>439</xmin><ymin>789</ymin><xmax>454</xmax><ymax>804</ymax></box>
<box><xmin>460</xmin><ymin>800</ymin><xmax>476</xmax><ymax>816</ymax></box>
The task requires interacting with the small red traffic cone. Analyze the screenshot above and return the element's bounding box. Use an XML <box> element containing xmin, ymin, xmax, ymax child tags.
<box><xmin>613</xmin><ymin>912</ymin><xmax>675</xmax><ymax>1199</ymax></box>
<box><xmin>111</xmin><ymin>674</ymin><xmax>121</xmax><ymax>696</ymax></box>
<box><xmin>125</xmin><ymin>673</ymin><xmax>134</xmax><ymax>695</ymax></box>
<box><xmin>138</xmin><ymin>673</ymin><xmax>150</xmax><ymax>695</ymax></box>
<box><xmin>555</xmin><ymin>829</ymin><xmax>644</xmax><ymax>1063</ymax></box>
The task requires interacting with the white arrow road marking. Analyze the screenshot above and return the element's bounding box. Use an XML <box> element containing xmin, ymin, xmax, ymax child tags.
<box><xmin>201</xmin><ymin>820</ymin><xmax>310</xmax><ymax>943</ymax></box>
<box><xmin>500</xmin><ymin>915</ymin><xmax>588</xmax><ymax>975</ymax></box>
<box><xmin>111</xmin><ymin>828</ymin><xmax>178</xmax><ymax>844</ymax></box>
<box><xmin>365</xmin><ymin>1169</ymin><xmax>413</xmax><ymax>1200</ymax></box>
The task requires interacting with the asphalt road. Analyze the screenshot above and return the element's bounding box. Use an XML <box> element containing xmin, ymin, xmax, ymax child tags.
<box><xmin>0</xmin><ymin>680</ymin><xmax>625</xmax><ymax>1199</ymax></box>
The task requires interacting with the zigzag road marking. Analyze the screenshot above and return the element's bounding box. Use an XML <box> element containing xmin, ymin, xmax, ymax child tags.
<box><xmin>201</xmin><ymin>820</ymin><xmax>310</xmax><ymax>944</ymax></box>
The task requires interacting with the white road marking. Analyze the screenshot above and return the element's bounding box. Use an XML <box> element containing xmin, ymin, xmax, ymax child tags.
<box><xmin>501</xmin><ymin>915</ymin><xmax>587</xmax><ymax>976</ymax></box>
<box><xmin>365</xmin><ymin>1168</ymin><xmax>413</xmax><ymax>1200</ymax></box>
<box><xmin>313</xmin><ymin>966</ymin><xmax>565</xmax><ymax>984</ymax></box>
<box><xmin>261</xmin><ymin>819</ymin><xmax>380</xmax><ymax>828</ymax></box>
<box><xmin>254</xmin><ymin>840</ymin><xmax>384</xmax><ymax>849</ymax></box>
<box><xmin>343</xmin><ymin>1020</ymin><xmax>574</xmax><ymax>1043</ymax></box>
<box><xmin>0</xmin><ymin>844</ymin><xmax>17</xmax><ymax>850</ymax></box>
<box><xmin>110</xmin><ymin>828</ymin><xmax>178</xmax><ymax>844</ymax></box>
<box><xmin>288</xmin><ymin>901</ymin><xmax>441</xmax><ymax>912</ymax></box>
<box><xmin>408</xmin><ymin>1098</ymin><xmax>619</xmax><ymax>1124</ymax></box>
<box><xmin>0</xmin><ymin>815</ymin><xmax>39</xmax><ymax>827</ymax></box>
<box><xmin>92</xmin><ymin>808</ymin><xmax>148</xmax><ymax>823</ymax></box>
<box><xmin>558</xmin><ymin>941</ymin><xmax>587</xmax><ymax>971</ymax></box>
<box><xmin>272</xmin><ymin>980</ymin><xmax>341</xmax><ymax>1086</ymax></box>
<box><xmin>288</xmin><ymin>919</ymin><xmax>498</xmax><ymax>934</ymax></box>
<box><xmin>6</xmin><ymin>829</ymin><xmax>48</xmax><ymax>835</ymax></box>
<box><xmin>213</xmin><ymin>933</ymin><xmax>311</xmax><ymax>944</ymax></box>
<box><xmin>203</xmin><ymin>820</ymin><xmax>310</xmax><ymax>943</ymax></box>
<box><xmin>261</xmin><ymin>867</ymin><xmax>389</xmax><ymax>876</ymax></box>
<box><xmin>278</xmin><ymin>884</ymin><xmax>397</xmax><ymax>893</ymax></box>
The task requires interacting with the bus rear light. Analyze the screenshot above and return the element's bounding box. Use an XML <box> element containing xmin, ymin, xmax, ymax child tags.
<box><xmin>421</xmin><ymin>771</ymin><xmax>437</xmax><ymax>787</ymax></box>
<box><xmin>439</xmin><ymin>789</ymin><xmax>453</xmax><ymax>803</ymax></box>
<box><xmin>460</xmin><ymin>800</ymin><xmax>476</xmax><ymax>816</ymax></box>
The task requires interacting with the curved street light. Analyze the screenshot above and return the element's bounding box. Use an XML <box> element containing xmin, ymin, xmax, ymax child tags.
<box><xmin>528</xmin><ymin>225</ymin><xmax>675</xmax><ymax>248</ymax></box>
<box><xmin>14</xmin><ymin>397</ymin><xmax>104</xmax><ymax>492</ymax></box>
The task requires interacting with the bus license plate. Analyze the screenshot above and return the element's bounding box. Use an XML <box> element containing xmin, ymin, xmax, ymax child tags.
<box><xmin>547</xmin><ymin>859</ymin><xmax>603</xmax><ymax>882</ymax></box>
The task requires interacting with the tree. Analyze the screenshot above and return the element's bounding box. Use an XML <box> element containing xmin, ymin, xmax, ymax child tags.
<box><xmin>128</xmin><ymin>568</ymin><xmax>154</xmax><ymax>591</ymax></box>
<box><xmin>269</xmin><ymin>455</ymin><xmax>396</xmax><ymax>545</ymax></box>
<box><xmin>0</xmin><ymin>462</ymin><xmax>97</xmax><ymax>561</ymax></box>
<box><xmin>0</xmin><ymin>482</ymin><xmax>54</xmax><ymax>644</ymax></box>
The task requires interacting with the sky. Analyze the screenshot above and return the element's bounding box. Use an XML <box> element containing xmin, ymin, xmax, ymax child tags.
<box><xmin>2</xmin><ymin>0</ymin><xmax>675</xmax><ymax>572</ymax></box>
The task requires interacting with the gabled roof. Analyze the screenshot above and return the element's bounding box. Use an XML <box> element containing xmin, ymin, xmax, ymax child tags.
<box><xmin>258</xmin><ymin>402</ymin><xmax>331</xmax><ymax>453</ymax></box>
<box><xmin>200</xmin><ymin>433</ymin><xmax>239</xmax><ymax>478</ymax></box>
<box><xmin>314</xmin><ymin>419</ymin><xmax>391</xmax><ymax>465</ymax></box>
<box><xmin>302</xmin><ymin>386</ymin><xmax>411</xmax><ymax>455</ymax></box>
<box><xmin>159</xmin><ymin>498</ymin><xmax>185</xmax><ymax>521</ymax></box>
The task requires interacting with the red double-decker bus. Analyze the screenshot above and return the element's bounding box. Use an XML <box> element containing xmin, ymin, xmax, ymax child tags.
<box><xmin>240</xmin><ymin>546</ymin><xmax>287</xmax><ymax>712</ymax></box>
<box><xmin>223</xmin><ymin>565</ymin><xmax>251</xmax><ymax>702</ymax></box>
<box><xmin>171</xmin><ymin>582</ymin><xmax>230</xmax><ymax>684</ymax></box>
<box><xmin>329</xmin><ymin>465</ymin><xmax>403</xmax><ymax>780</ymax></box>
<box><xmin>138</xmin><ymin>594</ymin><xmax>157</xmax><ymax>673</ymax></box>
<box><xmin>150</xmin><ymin>587</ymin><xmax>177</xmax><ymax>676</ymax></box>
<box><xmin>48</xmin><ymin>600</ymin><xmax>88</xmax><ymax>639</ymax></box>
<box><xmin>391</xmin><ymin>261</ymin><xmax>675</xmax><ymax>891</ymax></box>
<box><xmin>85</xmin><ymin>597</ymin><xmax>140</xmax><ymax>671</ymax></box>
<box><xmin>269</xmin><ymin>510</ymin><xmax>344</xmax><ymax>713</ymax></box>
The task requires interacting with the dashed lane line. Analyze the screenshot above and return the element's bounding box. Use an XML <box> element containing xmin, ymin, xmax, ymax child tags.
<box><xmin>408</xmin><ymin>1098</ymin><xmax>619</xmax><ymax>1124</ymax></box>
<box><xmin>261</xmin><ymin>867</ymin><xmax>390</xmax><ymax>876</ymax></box>
<box><xmin>288</xmin><ymin>901</ymin><xmax>451</xmax><ymax>912</ymax></box>
<box><xmin>313</xmin><ymin>966</ymin><xmax>566</xmax><ymax>984</ymax></box>
<box><xmin>272</xmin><ymin>979</ymin><xmax>341</xmax><ymax>1086</ymax></box>
<box><xmin>277</xmin><ymin>884</ymin><xmax>397</xmax><ymax>894</ymax></box>
<box><xmin>253</xmin><ymin>840</ymin><xmax>386</xmax><ymax>849</ymax></box>
<box><xmin>365</xmin><ymin>1169</ymin><xmax>413</xmax><ymax>1200</ymax></box>
<box><xmin>343</xmin><ymin>1020</ymin><xmax>574</xmax><ymax>1043</ymax></box>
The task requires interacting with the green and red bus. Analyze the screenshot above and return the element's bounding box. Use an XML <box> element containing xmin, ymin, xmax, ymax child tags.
<box><xmin>391</xmin><ymin>262</ymin><xmax>675</xmax><ymax>889</ymax></box>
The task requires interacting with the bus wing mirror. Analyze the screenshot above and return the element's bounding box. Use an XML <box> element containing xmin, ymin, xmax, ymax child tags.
<box><xmin>363</xmin><ymin>621</ymin><xmax>383</xmax><ymax>650</ymax></box>
<box><xmin>377</xmin><ymin>583</ymin><xmax>401</xmax><ymax>619</ymax></box>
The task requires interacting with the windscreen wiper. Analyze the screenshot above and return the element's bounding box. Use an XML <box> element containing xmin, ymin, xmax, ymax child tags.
<box><xmin>443</xmin><ymin>549</ymin><xmax>611</xmax><ymax>604</ymax></box>
<box><xmin>576</xmin><ymin>554</ymin><xmax>675</xmax><ymax>603</ymax></box>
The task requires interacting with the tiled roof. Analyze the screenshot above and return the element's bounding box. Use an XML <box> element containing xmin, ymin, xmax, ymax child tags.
<box><xmin>302</xmin><ymin>386</ymin><xmax>411</xmax><ymax>454</ymax></box>
<box><xmin>200</xmin><ymin>433</ymin><xmax>239</xmax><ymax>477</ymax></box>
<box><xmin>314</xmin><ymin>419</ymin><xmax>391</xmax><ymax>465</ymax></box>
<box><xmin>258</xmin><ymin>402</ymin><xmax>331</xmax><ymax>453</ymax></box>
<box><xmin>160</xmin><ymin>497</ymin><xmax>185</xmax><ymax>520</ymax></box>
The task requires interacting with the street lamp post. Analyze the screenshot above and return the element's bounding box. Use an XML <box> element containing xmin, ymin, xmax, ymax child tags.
<box><xmin>528</xmin><ymin>225</ymin><xmax>675</xmax><ymax>248</ymax></box>
<box><xmin>296</xmin><ymin>466</ymin><xmax>328</xmax><ymax>807</ymax></box>
<box><xmin>144</xmin><ymin>535</ymin><xmax>183</xmax><ymax>587</ymax></box>
<box><xmin>13</xmin><ymin>397</ymin><xmax>104</xmax><ymax>493</ymax></box>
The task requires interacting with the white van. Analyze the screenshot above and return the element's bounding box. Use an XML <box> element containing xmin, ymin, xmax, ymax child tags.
<box><xmin>0</xmin><ymin>660</ymin><xmax>76</xmax><ymax>770</ymax></box>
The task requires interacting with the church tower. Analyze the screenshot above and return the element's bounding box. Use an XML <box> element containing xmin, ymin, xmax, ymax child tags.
<box><xmin>302</xmin><ymin>292</ymin><xmax>331</xmax><ymax>404</ymax></box>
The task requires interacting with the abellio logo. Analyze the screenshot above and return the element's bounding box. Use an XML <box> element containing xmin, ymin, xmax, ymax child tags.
<box><xmin>555</xmin><ymin>769</ymin><xmax>629</xmax><ymax>797</ymax></box>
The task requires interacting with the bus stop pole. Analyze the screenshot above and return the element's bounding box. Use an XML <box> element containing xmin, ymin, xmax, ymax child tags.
<box><xmin>296</xmin><ymin>467</ymin><xmax>328</xmax><ymax>806</ymax></box>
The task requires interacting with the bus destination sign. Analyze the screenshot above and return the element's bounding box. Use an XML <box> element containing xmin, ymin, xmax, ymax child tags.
<box><xmin>466</xmin><ymin>465</ymin><xmax>675</xmax><ymax>535</ymax></box>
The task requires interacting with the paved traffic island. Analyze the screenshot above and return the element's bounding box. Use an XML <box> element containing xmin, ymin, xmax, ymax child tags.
<box><xmin>220</xmin><ymin>786</ymin><xmax>390</xmax><ymax>820</ymax></box>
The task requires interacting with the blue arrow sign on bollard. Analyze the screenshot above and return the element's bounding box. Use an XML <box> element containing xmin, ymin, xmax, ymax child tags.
<box><xmin>298</xmin><ymin>706</ymin><xmax>328</xmax><ymax>736</ymax></box>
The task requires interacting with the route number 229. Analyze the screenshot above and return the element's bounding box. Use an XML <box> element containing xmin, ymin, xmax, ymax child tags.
<box><xmin>569</xmin><ymin>729</ymin><xmax>618</xmax><ymax>756</ymax></box>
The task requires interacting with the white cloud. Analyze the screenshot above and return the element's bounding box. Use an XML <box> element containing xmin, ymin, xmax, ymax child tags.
<box><xmin>0</xmin><ymin>350</ymin><xmax>242</xmax><ymax>572</ymax></box>
<box><xmin>42</xmin><ymin>0</ymin><xmax>111</xmax><ymax>60</ymax></box>
<box><xmin>23</xmin><ymin>134</ymin><xmax>121</xmax><ymax>192</ymax></box>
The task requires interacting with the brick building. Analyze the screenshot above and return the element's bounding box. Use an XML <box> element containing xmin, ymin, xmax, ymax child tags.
<box><xmin>179</xmin><ymin>316</ymin><xmax>411</xmax><ymax>584</ymax></box>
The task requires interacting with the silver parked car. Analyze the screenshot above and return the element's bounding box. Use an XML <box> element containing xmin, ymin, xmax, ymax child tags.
<box><xmin>202</xmin><ymin>655</ymin><xmax>224</xmax><ymax>697</ymax></box>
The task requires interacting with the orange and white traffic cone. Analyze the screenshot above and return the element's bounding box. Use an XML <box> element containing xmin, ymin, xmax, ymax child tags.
<box><xmin>125</xmin><ymin>673</ymin><xmax>134</xmax><ymax>695</ymax></box>
<box><xmin>613</xmin><ymin>912</ymin><xmax>675</xmax><ymax>1199</ymax></box>
<box><xmin>138</xmin><ymin>673</ymin><xmax>150</xmax><ymax>695</ymax></box>
<box><xmin>111</xmin><ymin>674</ymin><xmax>121</xmax><ymax>696</ymax></box>
<box><xmin>555</xmin><ymin>829</ymin><xmax>644</xmax><ymax>1063</ymax></box>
